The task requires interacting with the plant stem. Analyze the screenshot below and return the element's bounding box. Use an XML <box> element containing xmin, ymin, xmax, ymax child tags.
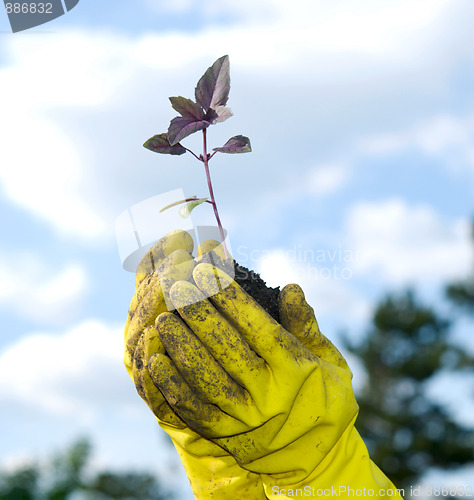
<box><xmin>183</xmin><ymin>147</ymin><xmax>201</xmax><ymax>161</ymax></box>
<box><xmin>202</xmin><ymin>128</ymin><xmax>229</xmax><ymax>259</ymax></box>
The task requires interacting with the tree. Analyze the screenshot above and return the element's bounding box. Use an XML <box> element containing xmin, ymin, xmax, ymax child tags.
<box><xmin>45</xmin><ymin>438</ymin><xmax>90</xmax><ymax>500</ymax></box>
<box><xmin>446</xmin><ymin>219</ymin><xmax>474</xmax><ymax>314</ymax></box>
<box><xmin>0</xmin><ymin>465</ymin><xmax>39</xmax><ymax>500</ymax></box>
<box><xmin>0</xmin><ymin>439</ymin><xmax>172</xmax><ymax>500</ymax></box>
<box><xmin>345</xmin><ymin>290</ymin><xmax>474</xmax><ymax>492</ymax></box>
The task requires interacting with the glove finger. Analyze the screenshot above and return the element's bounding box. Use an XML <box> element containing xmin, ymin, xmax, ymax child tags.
<box><xmin>155</xmin><ymin>311</ymin><xmax>250</xmax><ymax>412</ymax></box>
<box><xmin>196</xmin><ymin>239</ymin><xmax>232</xmax><ymax>262</ymax></box>
<box><xmin>133</xmin><ymin>326</ymin><xmax>187</xmax><ymax>428</ymax></box>
<box><xmin>195</xmin><ymin>240</ymin><xmax>235</xmax><ymax>283</ymax></box>
<box><xmin>155</xmin><ymin>249</ymin><xmax>195</xmax><ymax>311</ymax></box>
<box><xmin>125</xmin><ymin>272</ymin><xmax>156</xmax><ymax>334</ymax></box>
<box><xmin>124</xmin><ymin>275</ymin><xmax>165</xmax><ymax>376</ymax></box>
<box><xmin>127</xmin><ymin>245</ymin><xmax>194</xmax><ymax>329</ymax></box>
<box><xmin>154</xmin><ymin>401</ymin><xmax>187</xmax><ymax>428</ymax></box>
<box><xmin>279</xmin><ymin>284</ymin><xmax>349</xmax><ymax>369</ymax></box>
<box><xmin>149</xmin><ymin>353</ymin><xmax>250</xmax><ymax>437</ymax></box>
<box><xmin>133</xmin><ymin>325</ymin><xmax>165</xmax><ymax>395</ymax></box>
<box><xmin>193</xmin><ymin>263</ymin><xmax>315</xmax><ymax>367</ymax></box>
<box><xmin>132</xmin><ymin>327</ymin><xmax>168</xmax><ymax>414</ymax></box>
<box><xmin>169</xmin><ymin>280</ymin><xmax>265</xmax><ymax>389</ymax></box>
<box><xmin>135</xmin><ymin>230</ymin><xmax>194</xmax><ymax>288</ymax></box>
<box><xmin>124</xmin><ymin>249</ymin><xmax>195</xmax><ymax>376</ymax></box>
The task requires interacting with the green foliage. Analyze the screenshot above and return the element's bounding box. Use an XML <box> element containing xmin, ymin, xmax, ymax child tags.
<box><xmin>345</xmin><ymin>290</ymin><xmax>474</xmax><ymax>490</ymax></box>
<box><xmin>446</xmin><ymin>282</ymin><xmax>474</xmax><ymax>313</ymax></box>
<box><xmin>0</xmin><ymin>439</ymin><xmax>172</xmax><ymax>500</ymax></box>
<box><xmin>43</xmin><ymin>438</ymin><xmax>90</xmax><ymax>500</ymax></box>
<box><xmin>159</xmin><ymin>196</ymin><xmax>210</xmax><ymax>218</ymax></box>
<box><xmin>0</xmin><ymin>466</ymin><xmax>39</xmax><ymax>500</ymax></box>
<box><xmin>178</xmin><ymin>197</ymin><xmax>209</xmax><ymax>218</ymax></box>
<box><xmin>446</xmin><ymin>219</ymin><xmax>474</xmax><ymax>314</ymax></box>
<box><xmin>89</xmin><ymin>472</ymin><xmax>167</xmax><ymax>500</ymax></box>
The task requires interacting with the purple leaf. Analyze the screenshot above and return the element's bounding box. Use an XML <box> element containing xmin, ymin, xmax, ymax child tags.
<box><xmin>168</xmin><ymin>117</ymin><xmax>210</xmax><ymax>145</ymax></box>
<box><xmin>205</xmin><ymin>105</ymin><xmax>233</xmax><ymax>124</ymax></box>
<box><xmin>169</xmin><ymin>96</ymin><xmax>204</xmax><ymax>121</ymax></box>
<box><xmin>213</xmin><ymin>135</ymin><xmax>252</xmax><ymax>154</ymax></box>
<box><xmin>195</xmin><ymin>55</ymin><xmax>230</xmax><ymax>112</ymax></box>
<box><xmin>143</xmin><ymin>133</ymin><xmax>187</xmax><ymax>155</ymax></box>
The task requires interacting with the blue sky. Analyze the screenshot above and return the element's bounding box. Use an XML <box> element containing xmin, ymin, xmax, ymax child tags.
<box><xmin>1</xmin><ymin>0</ymin><xmax>474</xmax><ymax>496</ymax></box>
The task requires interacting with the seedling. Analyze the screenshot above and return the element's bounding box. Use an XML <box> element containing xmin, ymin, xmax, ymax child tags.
<box><xmin>143</xmin><ymin>55</ymin><xmax>251</xmax><ymax>259</ymax></box>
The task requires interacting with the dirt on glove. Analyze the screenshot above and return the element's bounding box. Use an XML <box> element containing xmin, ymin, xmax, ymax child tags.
<box><xmin>197</xmin><ymin>251</ymin><xmax>280</xmax><ymax>323</ymax></box>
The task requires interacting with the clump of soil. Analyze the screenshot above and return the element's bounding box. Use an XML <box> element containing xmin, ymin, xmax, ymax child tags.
<box><xmin>233</xmin><ymin>261</ymin><xmax>280</xmax><ymax>323</ymax></box>
<box><xmin>198</xmin><ymin>251</ymin><xmax>280</xmax><ymax>323</ymax></box>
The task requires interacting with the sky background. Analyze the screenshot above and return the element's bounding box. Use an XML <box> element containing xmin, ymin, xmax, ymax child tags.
<box><xmin>0</xmin><ymin>0</ymin><xmax>473</xmax><ymax>497</ymax></box>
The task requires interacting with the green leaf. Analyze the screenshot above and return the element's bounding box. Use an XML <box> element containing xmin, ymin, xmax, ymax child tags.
<box><xmin>143</xmin><ymin>133</ymin><xmax>187</xmax><ymax>155</ymax></box>
<box><xmin>169</xmin><ymin>96</ymin><xmax>204</xmax><ymax>120</ymax></box>
<box><xmin>195</xmin><ymin>55</ymin><xmax>230</xmax><ymax>112</ymax></box>
<box><xmin>179</xmin><ymin>197</ymin><xmax>209</xmax><ymax>218</ymax></box>
<box><xmin>159</xmin><ymin>197</ymin><xmax>197</xmax><ymax>213</ymax></box>
<box><xmin>167</xmin><ymin>117</ymin><xmax>210</xmax><ymax>145</ymax></box>
<box><xmin>213</xmin><ymin>135</ymin><xmax>252</xmax><ymax>154</ymax></box>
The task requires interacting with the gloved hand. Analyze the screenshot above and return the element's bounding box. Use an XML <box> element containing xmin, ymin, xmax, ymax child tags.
<box><xmin>124</xmin><ymin>231</ymin><xmax>266</xmax><ymax>499</ymax></box>
<box><xmin>149</xmin><ymin>263</ymin><xmax>402</xmax><ymax>498</ymax></box>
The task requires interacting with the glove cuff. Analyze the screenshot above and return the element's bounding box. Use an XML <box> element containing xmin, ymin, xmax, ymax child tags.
<box><xmin>262</xmin><ymin>417</ymin><xmax>403</xmax><ymax>499</ymax></box>
<box><xmin>176</xmin><ymin>444</ymin><xmax>266</xmax><ymax>500</ymax></box>
<box><xmin>159</xmin><ymin>420</ymin><xmax>267</xmax><ymax>499</ymax></box>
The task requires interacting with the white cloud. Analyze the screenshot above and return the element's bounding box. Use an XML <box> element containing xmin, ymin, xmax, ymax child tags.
<box><xmin>346</xmin><ymin>199</ymin><xmax>471</xmax><ymax>285</ymax></box>
<box><xmin>142</xmin><ymin>0</ymin><xmax>194</xmax><ymax>15</ymax></box>
<box><xmin>413</xmin><ymin>116</ymin><xmax>472</xmax><ymax>155</ymax></box>
<box><xmin>138</xmin><ymin>0</ymin><xmax>458</xmax><ymax>72</ymax></box>
<box><xmin>0</xmin><ymin>251</ymin><xmax>88</xmax><ymax>324</ymax></box>
<box><xmin>0</xmin><ymin>320</ymin><xmax>192</xmax><ymax>496</ymax></box>
<box><xmin>0</xmin><ymin>31</ymin><xmax>136</xmax><ymax>242</ymax></box>
<box><xmin>256</xmin><ymin>248</ymin><xmax>371</xmax><ymax>323</ymax></box>
<box><xmin>358</xmin><ymin>114</ymin><xmax>474</xmax><ymax>173</ymax></box>
<box><xmin>307</xmin><ymin>164</ymin><xmax>349</xmax><ymax>196</ymax></box>
<box><xmin>145</xmin><ymin>0</ymin><xmax>454</xmax><ymax>56</ymax></box>
<box><xmin>0</xmin><ymin>320</ymin><xmax>133</xmax><ymax>421</ymax></box>
<box><xmin>0</xmin><ymin>116</ymin><xmax>107</xmax><ymax>240</ymax></box>
<box><xmin>0</xmin><ymin>0</ymin><xmax>469</xmax><ymax>245</ymax></box>
<box><xmin>267</xmin><ymin>0</ymin><xmax>453</xmax><ymax>56</ymax></box>
<box><xmin>363</xmin><ymin>115</ymin><xmax>473</xmax><ymax>155</ymax></box>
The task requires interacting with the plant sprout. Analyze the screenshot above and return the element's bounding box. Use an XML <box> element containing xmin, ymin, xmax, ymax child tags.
<box><xmin>143</xmin><ymin>55</ymin><xmax>251</xmax><ymax>259</ymax></box>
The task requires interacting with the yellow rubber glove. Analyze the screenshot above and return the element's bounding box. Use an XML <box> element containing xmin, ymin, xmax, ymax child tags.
<box><xmin>124</xmin><ymin>232</ymin><xmax>266</xmax><ymax>499</ymax></box>
<box><xmin>149</xmin><ymin>263</ymin><xmax>403</xmax><ymax>499</ymax></box>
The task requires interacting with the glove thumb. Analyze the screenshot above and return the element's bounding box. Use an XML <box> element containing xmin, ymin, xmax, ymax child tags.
<box><xmin>279</xmin><ymin>284</ymin><xmax>349</xmax><ymax>369</ymax></box>
<box><xmin>279</xmin><ymin>283</ymin><xmax>320</xmax><ymax>336</ymax></box>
